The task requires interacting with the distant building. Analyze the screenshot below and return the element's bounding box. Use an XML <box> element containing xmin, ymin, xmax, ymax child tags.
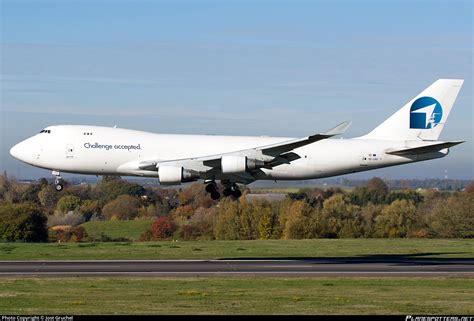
<box><xmin>17</xmin><ymin>179</ymin><xmax>34</xmax><ymax>184</ymax></box>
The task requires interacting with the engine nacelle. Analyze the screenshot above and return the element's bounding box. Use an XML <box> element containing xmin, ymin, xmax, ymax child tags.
<box><xmin>158</xmin><ymin>166</ymin><xmax>199</xmax><ymax>185</ymax></box>
<box><xmin>221</xmin><ymin>156</ymin><xmax>264</xmax><ymax>174</ymax></box>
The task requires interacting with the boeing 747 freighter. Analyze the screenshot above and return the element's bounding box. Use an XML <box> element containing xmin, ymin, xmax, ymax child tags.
<box><xmin>10</xmin><ymin>79</ymin><xmax>464</xmax><ymax>199</ymax></box>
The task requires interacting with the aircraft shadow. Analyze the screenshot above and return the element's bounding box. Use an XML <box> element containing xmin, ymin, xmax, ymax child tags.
<box><xmin>220</xmin><ymin>252</ymin><xmax>474</xmax><ymax>266</ymax></box>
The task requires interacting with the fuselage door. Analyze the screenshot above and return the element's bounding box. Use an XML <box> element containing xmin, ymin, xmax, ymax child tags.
<box><xmin>66</xmin><ymin>144</ymin><xmax>74</xmax><ymax>158</ymax></box>
<box><xmin>360</xmin><ymin>154</ymin><xmax>368</xmax><ymax>167</ymax></box>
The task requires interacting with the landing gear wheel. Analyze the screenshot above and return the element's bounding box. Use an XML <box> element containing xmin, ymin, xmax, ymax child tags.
<box><xmin>223</xmin><ymin>188</ymin><xmax>232</xmax><ymax>197</ymax></box>
<box><xmin>210</xmin><ymin>191</ymin><xmax>221</xmax><ymax>200</ymax></box>
<box><xmin>232</xmin><ymin>189</ymin><xmax>242</xmax><ymax>198</ymax></box>
<box><xmin>53</xmin><ymin>171</ymin><xmax>64</xmax><ymax>192</ymax></box>
<box><xmin>205</xmin><ymin>183</ymin><xmax>216</xmax><ymax>193</ymax></box>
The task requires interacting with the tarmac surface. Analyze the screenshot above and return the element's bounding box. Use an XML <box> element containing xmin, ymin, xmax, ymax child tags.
<box><xmin>1</xmin><ymin>257</ymin><xmax>473</xmax><ymax>277</ymax></box>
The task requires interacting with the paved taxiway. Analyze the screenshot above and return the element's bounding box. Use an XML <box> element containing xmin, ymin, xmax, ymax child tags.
<box><xmin>1</xmin><ymin>257</ymin><xmax>473</xmax><ymax>277</ymax></box>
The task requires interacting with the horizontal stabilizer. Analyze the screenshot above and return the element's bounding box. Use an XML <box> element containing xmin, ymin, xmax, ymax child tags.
<box><xmin>385</xmin><ymin>141</ymin><xmax>464</xmax><ymax>156</ymax></box>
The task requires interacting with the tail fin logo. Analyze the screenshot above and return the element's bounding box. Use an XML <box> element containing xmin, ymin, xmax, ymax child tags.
<box><xmin>409</xmin><ymin>96</ymin><xmax>443</xmax><ymax>129</ymax></box>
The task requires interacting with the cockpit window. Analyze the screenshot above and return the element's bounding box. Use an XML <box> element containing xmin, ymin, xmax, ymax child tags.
<box><xmin>39</xmin><ymin>129</ymin><xmax>51</xmax><ymax>134</ymax></box>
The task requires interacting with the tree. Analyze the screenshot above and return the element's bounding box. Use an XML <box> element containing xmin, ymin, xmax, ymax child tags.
<box><xmin>213</xmin><ymin>199</ymin><xmax>241</xmax><ymax>240</ymax></box>
<box><xmin>38</xmin><ymin>185</ymin><xmax>58</xmax><ymax>213</ymax></box>
<box><xmin>465</xmin><ymin>182</ymin><xmax>474</xmax><ymax>196</ymax></box>
<box><xmin>102</xmin><ymin>195</ymin><xmax>141</xmax><ymax>220</ymax></box>
<box><xmin>0</xmin><ymin>170</ymin><xmax>10</xmax><ymax>201</ymax></box>
<box><xmin>429</xmin><ymin>194</ymin><xmax>474</xmax><ymax>238</ymax></box>
<box><xmin>238</xmin><ymin>199</ymin><xmax>259</xmax><ymax>240</ymax></box>
<box><xmin>319</xmin><ymin>194</ymin><xmax>362</xmax><ymax>238</ymax></box>
<box><xmin>374</xmin><ymin>199</ymin><xmax>417</xmax><ymax>238</ymax></box>
<box><xmin>350</xmin><ymin>177</ymin><xmax>389</xmax><ymax>206</ymax></box>
<box><xmin>0</xmin><ymin>203</ymin><xmax>48</xmax><ymax>242</ymax></box>
<box><xmin>20</xmin><ymin>182</ymin><xmax>44</xmax><ymax>204</ymax></box>
<box><xmin>56</xmin><ymin>195</ymin><xmax>81</xmax><ymax>214</ymax></box>
<box><xmin>360</xmin><ymin>203</ymin><xmax>383</xmax><ymax>237</ymax></box>
<box><xmin>177</xmin><ymin>183</ymin><xmax>213</xmax><ymax>208</ymax></box>
<box><xmin>386</xmin><ymin>190</ymin><xmax>424</xmax><ymax>205</ymax></box>
<box><xmin>367</xmin><ymin>177</ymin><xmax>389</xmax><ymax>195</ymax></box>
<box><xmin>95</xmin><ymin>177</ymin><xmax>146</xmax><ymax>204</ymax></box>
<box><xmin>283</xmin><ymin>200</ymin><xmax>312</xmax><ymax>239</ymax></box>
<box><xmin>79</xmin><ymin>199</ymin><xmax>101</xmax><ymax>221</ymax></box>
<box><xmin>258</xmin><ymin>205</ymin><xmax>274</xmax><ymax>240</ymax></box>
<box><xmin>1</xmin><ymin>178</ymin><xmax>23</xmax><ymax>204</ymax></box>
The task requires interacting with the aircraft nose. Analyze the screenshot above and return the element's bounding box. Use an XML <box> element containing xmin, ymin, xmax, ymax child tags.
<box><xmin>10</xmin><ymin>141</ymin><xmax>29</xmax><ymax>162</ymax></box>
<box><xmin>10</xmin><ymin>143</ymin><xmax>21</xmax><ymax>159</ymax></box>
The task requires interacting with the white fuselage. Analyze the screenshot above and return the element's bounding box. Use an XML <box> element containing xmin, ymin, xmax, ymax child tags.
<box><xmin>10</xmin><ymin>125</ymin><xmax>448</xmax><ymax>182</ymax></box>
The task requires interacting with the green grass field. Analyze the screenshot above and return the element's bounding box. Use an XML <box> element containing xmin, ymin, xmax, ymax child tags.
<box><xmin>80</xmin><ymin>219</ymin><xmax>154</xmax><ymax>241</ymax></box>
<box><xmin>0</xmin><ymin>277</ymin><xmax>472</xmax><ymax>314</ymax></box>
<box><xmin>0</xmin><ymin>239</ymin><xmax>472</xmax><ymax>260</ymax></box>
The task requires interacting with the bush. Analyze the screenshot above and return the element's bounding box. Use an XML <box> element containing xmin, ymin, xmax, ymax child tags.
<box><xmin>139</xmin><ymin>229</ymin><xmax>154</xmax><ymax>241</ymax></box>
<box><xmin>151</xmin><ymin>216</ymin><xmax>177</xmax><ymax>239</ymax></box>
<box><xmin>0</xmin><ymin>203</ymin><xmax>48</xmax><ymax>242</ymax></box>
<box><xmin>49</xmin><ymin>226</ymin><xmax>88</xmax><ymax>242</ymax></box>
<box><xmin>176</xmin><ymin>222</ymin><xmax>213</xmax><ymax>241</ymax></box>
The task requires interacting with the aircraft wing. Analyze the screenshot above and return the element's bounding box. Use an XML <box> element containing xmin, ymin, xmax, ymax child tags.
<box><xmin>258</xmin><ymin>121</ymin><xmax>352</xmax><ymax>157</ymax></box>
<box><xmin>138</xmin><ymin>121</ymin><xmax>351</xmax><ymax>183</ymax></box>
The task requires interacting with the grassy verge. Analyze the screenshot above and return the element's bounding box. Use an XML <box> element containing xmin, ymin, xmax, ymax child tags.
<box><xmin>80</xmin><ymin>219</ymin><xmax>154</xmax><ymax>241</ymax></box>
<box><xmin>0</xmin><ymin>239</ymin><xmax>472</xmax><ymax>260</ymax></box>
<box><xmin>0</xmin><ymin>276</ymin><xmax>472</xmax><ymax>314</ymax></box>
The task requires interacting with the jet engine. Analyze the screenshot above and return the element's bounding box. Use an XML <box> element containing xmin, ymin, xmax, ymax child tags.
<box><xmin>221</xmin><ymin>155</ymin><xmax>265</xmax><ymax>174</ymax></box>
<box><xmin>158</xmin><ymin>166</ymin><xmax>199</xmax><ymax>185</ymax></box>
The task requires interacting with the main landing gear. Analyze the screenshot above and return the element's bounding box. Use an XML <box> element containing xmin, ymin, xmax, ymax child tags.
<box><xmin>205</xmin><ymin>182</ymin><xmax>221</xmax><ymax>200</ymax></box>
<box><xmin>223</xmin><ymin>182</ymin><xmax>242</xmax><ymax>198</ymax></box>
<box><xmin>205</xmin><ymin>181</ymin><xmax>242</xmax><ymax>200</ymax></box>
<box><xmin>52</xmin><ymin>170</ymin><xmax>64</xmax><ymax>192</ymax></box>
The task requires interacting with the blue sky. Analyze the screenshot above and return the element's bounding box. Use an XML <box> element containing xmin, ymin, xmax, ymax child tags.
<box><xmin>1</xmin><ymin>0</ymin><xmax>472</xmax><ymax>180</ymax></box>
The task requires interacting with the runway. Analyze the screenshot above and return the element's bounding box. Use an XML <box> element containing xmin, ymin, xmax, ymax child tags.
<box><xmin>1</xmin><ymin>257</ymin><xmax>473</xmax><ymax>277</ymax></box>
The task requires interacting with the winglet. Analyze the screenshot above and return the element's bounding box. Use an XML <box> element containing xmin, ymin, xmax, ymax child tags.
<box><xmin>322</xmin><ymin>121</ymin><xmax>352</xmax><ymax>136</ymax></box>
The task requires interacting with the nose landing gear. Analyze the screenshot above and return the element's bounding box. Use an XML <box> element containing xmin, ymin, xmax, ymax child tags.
<box><xmin>52</xmin><ymin>170</ymin><xmax>64</xmax><ymax>192</ymax></box>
